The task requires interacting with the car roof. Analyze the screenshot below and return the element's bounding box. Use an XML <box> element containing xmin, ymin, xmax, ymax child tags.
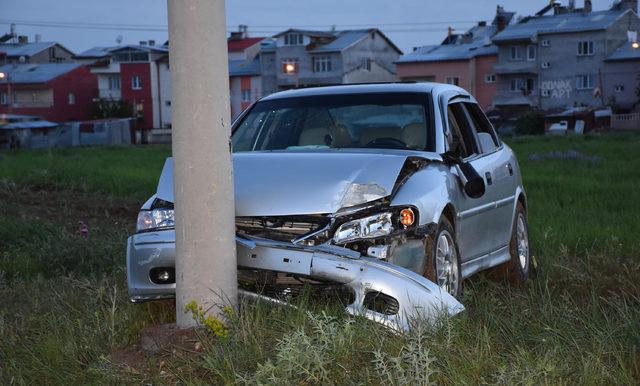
<box><xmin>261</xmin><ymin>82</ymin><xmax>471</xmax><ymax>101</ymax></box>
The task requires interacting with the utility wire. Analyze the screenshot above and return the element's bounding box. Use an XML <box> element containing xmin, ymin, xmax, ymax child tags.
<box><xmin>0</xmin><ymin>18</ymin><xmax>477</xmax><ymax>34</ymax></box>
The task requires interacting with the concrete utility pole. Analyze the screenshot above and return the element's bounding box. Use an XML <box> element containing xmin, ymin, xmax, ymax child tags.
<box><xmin>167</xmin><ymin>0</ymin><xmax>237</xmax><ymax>327</ymax></box>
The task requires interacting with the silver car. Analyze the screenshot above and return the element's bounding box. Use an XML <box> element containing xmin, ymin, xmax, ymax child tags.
<box><xmin>127</xmin><ymin>83</ymin><xmax>530</xmax><ymax>330</ymax></box>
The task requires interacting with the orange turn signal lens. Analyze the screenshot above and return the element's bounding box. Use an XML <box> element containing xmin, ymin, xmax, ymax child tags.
<box><xmin>400</xmin><ymin>208</ymin><xmax>415</xmax><ymax>227</ymax></box>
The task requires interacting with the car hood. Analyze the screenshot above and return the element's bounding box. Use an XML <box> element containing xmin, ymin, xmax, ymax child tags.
<box><xmin>156</xmin><ymin>150</ymin><xmax>441</xmax><ymax>216</ymax></box>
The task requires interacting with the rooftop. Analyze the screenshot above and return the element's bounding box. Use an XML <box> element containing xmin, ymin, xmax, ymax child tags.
<box><xmin>228</xmin><ymin>57</ymin><xmax>261</xmax><ymax>76</ymax></box>
<box><xmin>0</xmin><ymin>63</ymin><xmax>83</xmax><ymax>83</ymax></box>
<box><xmin>75</xmin><ymin>46</ymin><xmax>118</xmax><ymax>58</ymax></box>
<box><xmin>228</xmin><ymin>37</ymin><xmax>265</xmax><ymax>52</ymax></box>
<box><xmin>0</xmin><ymin>41</ymin><xmax>67</xmax><ymax>57</ymax></box>
<box><xmin>492</xmin><ymin>9</ymin><xmax>629</xmax><ymax>42</ymax></box>
<box><xmin>398</xmin><ymin>24</ymin><xmax>498</xmax><ymax>63</ymax></box>
<box><xmin>606</xmin><ymin>43</ymin><xmax>640</xmax><ymax>61</ymax></box>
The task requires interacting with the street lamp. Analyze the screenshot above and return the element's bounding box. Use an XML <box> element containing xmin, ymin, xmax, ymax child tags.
<box><xmin>632</xmin><ymin>41</ymin><xmax>639</xmax><ymax>49</ymax></box>
<box><xmin>284</xmin><ymin>62</ymin><xmax>299</xmax><ymax>88</ymax></box>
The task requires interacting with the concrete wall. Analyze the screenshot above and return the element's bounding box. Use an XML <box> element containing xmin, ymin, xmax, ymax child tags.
<box><xmin>494</xmin><ymin>10</ymin><xmax>640</xmax><ymax>111</ymax></box>
<box><xmin>342</xmin><ymin>30</ymin><xmax>400</xmax><ymax>81</ymax></box>
<box><xmin>230</xmin><ymin>75</ymin><xmax>261</xmax><ymax>120</ymax></box>
<box><xmin>158</xmin><ymin>60</ymin><xmax>172</xmax><ymax>128</ymax></box>
<box><xmin>604</xmin><ymin>60</ymin><xmax>640</xmax><ymax>109</ymax></box>
<box><xmin>397</xmin><ymin>55</ymin><xmax>497</xmax><ymax>109</ymax></box>
<box><xmin>260</xmin><ymin>51</ymin><xmax>278</xmax><ymax>96</ymax></box>
<box><xmin>343</xmin><ymin>60</ymin><xmax>396</xmax><ymax>83</ymax></box>
<box><xmin>274</xmin><ymin>45</ymin><xmax>343</xmax><ymax>87</ymax></box>
<box><xmin>473</xmin><ymin>55</ymin><xmax>499</xmax><ymax>109</ymax></box>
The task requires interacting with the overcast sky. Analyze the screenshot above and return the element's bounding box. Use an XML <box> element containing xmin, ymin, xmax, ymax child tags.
<box><xmin>2</xmin><ymin>0</ymin><xmax>616</xmax><ymax>54</ymax></box>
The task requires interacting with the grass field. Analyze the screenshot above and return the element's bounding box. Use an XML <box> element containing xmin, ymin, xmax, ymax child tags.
<box><xmin>1</xmin><ymin>133</ymin><xmax>639</xmax><ymax>384</ymax></box>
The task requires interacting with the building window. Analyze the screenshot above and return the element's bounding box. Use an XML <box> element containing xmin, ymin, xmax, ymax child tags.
<box><xmin>484</xmin><ymin>74</ymin><xmax>496</xmax><ymax>83</ymax></box>
<box><xmin>49</xmin><ymin>47</ymin><xmax>56</xmax><ymax>61</ymax></box>
<box><xmin>527</xmin><ymin>45</ymin><xmax>536</xmax><ymax>61</ymax></box>
<box><xmin>281</xmin><ymin>58</ymin><xmax>299</xmax><ymax>73</ymax></box>
<box><xmin>363</xmin><ymin>57</ymin><xmax>372</xmax><ymax>71</ymax></box>
<box><xmin>32</xmin><ymin>93</ymin><xmax>37</xmax><ymax>105</ymax></box>
<box><xmin>113</xmin><ymin>51</ymin><xmax>149</xmax><ymax>62</ymax></box>
<box><xmin>576</xmin><ymin>74</ymin><xmax>595</xmax><ymax>90</ymax></box>
<box><xmin>313</xmin><ymin>56</ymin><xmax>332</xmax><ymax>72</ymax></box>
<box><xmin>132</xmin><ymin>75</ymin><xmax>142</xmax><ymax>90</ymax></box>
<box><xmin>445</xmin><ymin>76</ymin><xmax>460</xmax><ymax>86</ymax></box>
<box><xmin>614</xmin><ymin>85</ymin><xmax>624</xmax><ymax>93</ymax></box>
<box><xmin>0</xmin><ymin>92</ymin><xmax>6</xmax><ymax>105</ymax></box>
<box><xmin>510</xmin><ymin>78</ymin><xmax>524</xmax><ymax>92</ymax></box>
<box><xmin>541</xmin><ymin>39</ymin><xmax>550</xmax><ymax>47</ymax></box>
<box><xmin>283</xmin><ymin>33</ymin><xmax>304</xmax><ymax>46</ymax></box>
<box><xmin>577</xmin><ymin>41</ymin><xmax>594</xmax><ymax>56</ymax></box>
<box><xmin>108</xmin><ymin>75</ymin><xmax>120</xmax><ymax>90</ymax></box>
<box><xmin>68</xmin><ymin>93</ymin><xmax>75</xmax><ymax>105</ymax></box>
<box><xmin>541</xmin><ymin>62</ymin><xmax>551</xmax><ymax>69</ymax></box>
<box><xmin>241</xmin><ymin>89</ymin><xmax>251</xmax><ymax>102</ymax></box>
<box><xmin>510</xmin><ymin>46</ymin><xmax>523</xmax><ymax>61</ymax></box>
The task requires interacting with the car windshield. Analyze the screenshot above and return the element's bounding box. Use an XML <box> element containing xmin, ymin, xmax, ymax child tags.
<box><xmin>232</xmin><ymin>92</ymin><xmax>433</xmax><ymax>152</ymax></box>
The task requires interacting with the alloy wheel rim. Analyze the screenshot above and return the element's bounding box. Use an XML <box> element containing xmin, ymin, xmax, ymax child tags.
<box><xmin>435</xmin><ymin>230</ymin><xmax>459</xmax><ymax>296</ymax></box>
<box><xmin>516</xmin><ymin>214</ymin><xmax>529</xmax><ymax>270</ymax></box>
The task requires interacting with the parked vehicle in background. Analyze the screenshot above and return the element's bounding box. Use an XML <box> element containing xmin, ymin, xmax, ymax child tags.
<box><xmin>127</xmin><ymin>83</ymin><xmax>530</xmax><ymax>331</ymax></box>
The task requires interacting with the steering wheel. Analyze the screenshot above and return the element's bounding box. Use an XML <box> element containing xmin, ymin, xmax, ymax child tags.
<box><xmin>364</xmin><ymin>137</ymin><xmax>408</xmax><ymax>149</ymax></box>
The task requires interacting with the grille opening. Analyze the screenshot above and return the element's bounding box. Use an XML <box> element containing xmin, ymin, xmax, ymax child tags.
<box><xmin>236</xmin><ymin>215</ymin><xmax>330</xmax><ymax>244</ymax></box>
<box><xmin>238</xmin><ymin>269</ymin><xmax>355</xmax><ymax>306</ymax></box>
<box><xmin>363</xmin><ymin>291</ymin><xmax>399</xmax><ymax>315</ymax></box>
<box><xmin>149</xmin><ymin>267</ymin><xmax>175</xmax><ymax>284</ymax></box>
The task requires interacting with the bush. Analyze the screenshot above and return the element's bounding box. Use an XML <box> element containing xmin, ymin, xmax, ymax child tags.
<box><xmin>514</xmin><ymin>112</ymin><xmax>545</xmax><ymax>135</ymax></box>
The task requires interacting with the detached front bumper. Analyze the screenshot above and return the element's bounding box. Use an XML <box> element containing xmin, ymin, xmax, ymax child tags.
<box><xmin>127</xmin><ymin>229</ymin><xmax>463</xmax><ymax>331</ymax></box>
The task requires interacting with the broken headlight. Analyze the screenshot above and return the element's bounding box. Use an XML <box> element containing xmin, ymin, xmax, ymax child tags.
<box><xmin>333</xmin><ymin>212</ymin><xmax>393</xmax><ymax>244</ymax></box>
<box><xmin>136</xmin><ymin>209</ymin><xmax>175</xmax><ymax>232</ymax></box>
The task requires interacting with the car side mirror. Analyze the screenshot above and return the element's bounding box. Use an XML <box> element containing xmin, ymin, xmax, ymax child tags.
<box><xmin>441</xmin><ymin>152</ymin><xmax>486</xmax><ymax>199</ymax></box>
<box><xmin>457</xmin><ymin>162</ymin><xmax>485</xmax><ymax>198</ymax></box>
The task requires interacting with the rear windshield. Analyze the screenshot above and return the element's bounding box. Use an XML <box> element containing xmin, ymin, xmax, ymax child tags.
<box><xmin>232</xmin><ymin>93</ymin><xmax>433</xmax><ymax>152</ymax></box>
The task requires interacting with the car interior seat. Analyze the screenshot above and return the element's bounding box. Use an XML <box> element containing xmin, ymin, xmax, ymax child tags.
<box><xmin>401</xmin><ymin>123</ymin><xmax>426</xmax><ymax>149</ymax></box>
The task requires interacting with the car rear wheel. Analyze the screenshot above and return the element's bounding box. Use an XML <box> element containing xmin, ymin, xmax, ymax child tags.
<box><xmin>423</xmin><ymin>216</ymin><xmax>462</xmax><ymax>298</ymax></box>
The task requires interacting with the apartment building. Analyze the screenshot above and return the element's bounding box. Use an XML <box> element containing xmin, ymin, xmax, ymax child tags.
<box><xmin>396</xmin><ymin>6</ymin><xmax>514</xmax><ymax>109</ymax></box>
<box><xmin>260</xmin><ymin>28</ymin><xmax>402</xmax><ymax>95</ymax></box>
<box><xmin>491</xmin><ymin>0</ymin><xmax>640</xmax><ymax>110</ymax></box>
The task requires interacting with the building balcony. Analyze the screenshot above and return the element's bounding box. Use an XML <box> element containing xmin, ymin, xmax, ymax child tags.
<box><xmin>494</xmin><ymin>61</ymin><xmax>538</xmax><ymax>75</ymax></box>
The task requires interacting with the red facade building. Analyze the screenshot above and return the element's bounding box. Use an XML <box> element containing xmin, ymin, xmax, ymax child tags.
<box><xmin>0</xmin><ymin>63</ymin><xmax>98</xmax><ymax>122</ymax></box>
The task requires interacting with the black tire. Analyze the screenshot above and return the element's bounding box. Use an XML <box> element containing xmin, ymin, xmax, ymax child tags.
<box><xmin>423</xmin><ymin>216</ymin><xmax>463</xmax><ymax>298</ymax></box>
<box><xmin>500</xmin><ymin>202</ymin><xmax>530</xmax><ymax>284</ymax></box>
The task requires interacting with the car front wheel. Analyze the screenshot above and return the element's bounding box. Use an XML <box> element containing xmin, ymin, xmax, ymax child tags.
<box><xmin>423</xmin><ymin>216</ymin><xmax>462</xmax><ymax>298</ymax></box>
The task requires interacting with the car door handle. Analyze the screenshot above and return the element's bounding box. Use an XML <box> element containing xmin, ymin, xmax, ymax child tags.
<box><xmin>485</xmin><ymin>172</ymin><xmax>492</xmax><ymax>185</ymax></box>
<box><xmin>507</xmin><ymin>162</ymin><xmax>513</xmax><ymax>176</ymax></box>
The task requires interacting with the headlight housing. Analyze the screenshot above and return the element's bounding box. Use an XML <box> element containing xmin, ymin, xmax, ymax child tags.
<box><xmin>333</xmin><ymin>212</ymin><xmax>393</xmax><ymax>244</ymax></box>
<box><xmin>137</xmin><ymin>209</ymin><xmax>175</xmax><ymax>232</ymax></box>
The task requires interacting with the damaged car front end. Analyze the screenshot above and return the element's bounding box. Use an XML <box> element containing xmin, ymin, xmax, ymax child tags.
<box><xmin>127</xmin><ymin>83</ymin><xmax>529</xmax><ymax>331</ymax></box>
<box><xmin>127</xmin><ymin>153</ymin><xmax>464</xmax><ymax>331</ymax></box>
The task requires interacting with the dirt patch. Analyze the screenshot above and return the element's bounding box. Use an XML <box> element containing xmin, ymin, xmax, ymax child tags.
<box><xmin>0</xmin><ymin>182</ymin><xmax>140</xmax><ymax>233</ymax></box>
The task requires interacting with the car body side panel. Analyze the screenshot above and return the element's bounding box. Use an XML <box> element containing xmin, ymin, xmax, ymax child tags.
<box><xmin>389</xmin><ymin>163</ymin><xmax>458</xmax><ymax>227</ymax></box>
